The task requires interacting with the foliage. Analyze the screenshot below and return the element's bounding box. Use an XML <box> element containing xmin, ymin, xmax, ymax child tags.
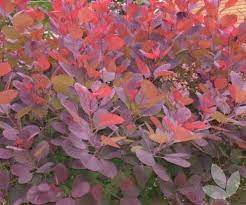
<box><xmin>0</xmin><ymin>0</ymin><xmax>245</xmax><ymax>204</ymax></box>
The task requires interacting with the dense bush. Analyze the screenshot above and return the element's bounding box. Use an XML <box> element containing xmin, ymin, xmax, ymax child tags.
<box><xmin>0</xmin><ymin>0</ymin><xmax>245</xmax><ymax>204</ymax></box>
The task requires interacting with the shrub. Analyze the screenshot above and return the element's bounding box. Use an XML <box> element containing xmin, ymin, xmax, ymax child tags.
<box><xmin>0</xmin><ymin>0</ymin><xmax>245</xmax><ymax>204</ymax></box>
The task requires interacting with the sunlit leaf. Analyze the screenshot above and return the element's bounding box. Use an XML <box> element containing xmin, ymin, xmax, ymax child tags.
<box><xmin>0</xmin><ymin>90</ymin><xmax>18</xmax><ymax>104</ymax></box>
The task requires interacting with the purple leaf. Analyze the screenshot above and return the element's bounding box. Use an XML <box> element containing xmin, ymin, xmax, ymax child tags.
<box><xmin>91</xmin><ymin>184</ymin><xmax>103</xmax><ymax>202</ymax></box>
<box><xmin>152</xmin><ymin>164</ymin><xmax>170</xmax><ymax>181</ymax></box>
<box><xmin>53</xmin><ymin>164</ymin><xmax>69</xmax><ymax>185</ymax></box>
<box><xmin>26</xmin><ymin>183</ymin><xmax>62</xmax><ymax>205</ymax></box>
<box><xmin>60</xmin><ymin>98</ymin><xmax>83</xmax><ymax>123</ymax></box>
<box><xmin>120</xmin><ymin>197</ymin><xmax>141</xmax><ymax>205</ymax></box>
<box><xmin>62</xmin><ymin>139</ymin><xmax>84</xmax><ymax>159</ymax></box>
<box><xmin>21</xmin><ymin>125</ymin><xmax>40</xmax><ymax>141</ymax></box>
<box><xmin>136</xmin><ymin>149</ymin><xmax>156</xmax><ymax>167</ymax></box>
<box><xmin>36</xmin><ymin>162</ymin><xmax>54</xmax><ymax>174</ymax></box>
<box><xmin>175</xmin><ymin>106</ymin><xmax>192</xmax><ymax>124</ymax></box>
<box><xmin>11</xmin><ymin>164</ymin><xmax>32</xmax><ymax>184</ymax></box>
<box><xmin>71</xmin><ymin>180</ymin><xmax>90</xmax><ymax>198</ymax></box>
<box><xmin>153</xmin><ymin>64</ymin><xmax>171</xmax><ymax>79</ymax></box>
<box><xmin>0</xmin><ymin>171</ymin><xmax>9</xmax><ymax>190</ymax></box>
<box><xmin>99</xmin><ymin>159</ymin><xmax>118</xmax><ymax>178</ymax></box>
<box><xmin>164</xmin><ymin>153</ymin><xmax>190</xmax><ymax>159</ymax></box>
<box><xmin>133</xmin><ymin>165</ymin><xmax>152</xmax><ymax>188</ymax></box>
<box><xmin>32</xmin><ymin>140</ymin><xmax>50</xmax><ymax>161</ymax></box>
<box><xmin>163</xmin><ymin>156</ymin><xmax>191</xmax><ymax>168</ymax></box>
<box><xmin>211</xmin><ymin>199</ymin><xmax>231</xmax><ymax>205</ymax></box>
<box><xmin>179</xmin><ymin>184</ymin><xmax>205</xmax><ymax>204</ymax></box>
<box><xmin>74</xmin><ymin>83</ymin><xmax>98</xmax><ymax>115</ymax></box>
<box><xmin>56</xmin><ymin>198</ymin><xmax>76</xmax><ymax>205</ymax></box>
<box><xmin>80</xmin><ymin>153</ymin><xmax>101</xmax><ymax>171</ymax></box>
<box><xmin>2</xmin><ymin>128</ymin><xmax>19</xmax><ymax>140</ymax></box>
<box><xmin>51</xmin><ymin>121</ymin><xmax>67</xmax><ymax>134</ymax></box>
<box><xmin>0</xmin><ymin>148</ymin><xmax>13</xmax><ymax>159</ymax></box>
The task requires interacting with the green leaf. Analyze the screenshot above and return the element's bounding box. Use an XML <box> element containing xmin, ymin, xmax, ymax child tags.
<box><xmin>226</xmin><ymin>171</ymin><xmax>240</xmax><ymax>197</ymax></box>
<box><xmin>211</xmin><ymin>164</ymin><xmax>227</xmax><ymax>189</ymax></box>
<box><xmin>203</xmin><ymin>185</ymin><xmax>228</xmax><ymax>200</ymax></box>
<box><xmin>52</xmin><ymin>74</ymin><xmax>75</xmax><ymax>94</ymax></box>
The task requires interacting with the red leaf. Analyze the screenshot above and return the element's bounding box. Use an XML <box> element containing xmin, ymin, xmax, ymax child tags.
<box><xmin>220</xmin><ymin>14</ymin><xmax>237</xmax><ymax>28</ymax></box>
<box><xmin>0</xmin><ymin>90</ymin><xmax>18</xmax><ymax>104</ymax></box>
<box><xmin>37</xmin><ymin>56</ymin><xmax>50</xmax><ymax>71</ymax></box>
<box><xmin>78</xmin><ymin>7</ymin><xmax>93</xmax><ymax>23</ymax></box>
<box><xmin>214</xmin><ymin>77</ymin><xmax>228</xmax><ymax>90</ymax></box>
<box><xmin>93</xmin><ymin>85</ymin><xmax>112</xmax><ymax>98</ymax></box>
<box><xmin>224</xmin><ymin>0</ymin><xmax>238</xmax><ymax>9</ymax></box>
<box><xmin>106</xmin><ymin>35</ymin><xmax>125</xmax><ymax>51</ymax></box>
<box><xmin>183</xmin><ymin>121</ymin><xmax>206</xmax><ymax>131</ymax></box>
<box><xmin>97</xmin><ymin>112</ymin><xmax>124</xmax><ymax>127</ymax></box>
<box><xmin>135</xmin><ymin>57</ymin><xmax>150</xmax><ymax>77</ymax></box>
<box><xmin>0</xmin><ymin>62</ymin><xmax>11</xmax><ymax>77</ymax></box>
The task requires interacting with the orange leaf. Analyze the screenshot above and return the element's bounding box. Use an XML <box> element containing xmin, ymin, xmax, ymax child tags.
<box><xmin>107</xmin><ymin>35</ymin><xmax>125</xmax><ymax>51</ymax></box>
<box><xmin>12</xmin><ymin>12</ymin><xmax>34</xmax><ymax>31</ymax></box>
<box><xmin>229</xmin><ymin>85</ymin><xmax>246</xmax><ymax>104</ymax></box>
<box><xmin>173</xmin><ymin>126</ymin><xmax>202</xmax><ymax>143</ymax></box>
<box><xmin>0</xmin><ymin>62</ymin><xmax>11</xmax><ymax>77</ymax></box>
<box><xmin>78</xmin><ymin>7</ymin><xmax>92</xmax><ymax>23</ymax></box>
<box><xmin>149</xmin><ymin>133</ymin><xmax>167</xmax><ymax>144</ymax></box>
<box><xmin>214</xmin><ymin>77</ymin><xmax>228</xmax><ymax>90</ymax></box>
<box><xmin>184</xmin><ymin>121</ymin><xmax>206</xmax><ymax>131</ymax></box>
<box><xmin>101</xmin><ymin>135</ymin><xmax>126</xmax><ymax>148</ymax></box>
<box><xmin>198</xmin><ymin>40</ymin><xmax>211</xmax><ymax>49</ymax></box>
<box><xmin>150</xmin><ymin>116</ymin><xmax>163</xmax><ymax>131</ymax></box>
<box><xmin>37</xmin><ymin>56</ymin><xmax>50</xmax><ymax>71</ymax></box>
<box><xmin>0</xmin><ymin>90</ymin><xmax>18</xmax><ymax>104</ymax></box>
<box><xmin>98</xmin><ymin>113</ymin><xmax>124</xmax><ymax>127</ymax></box>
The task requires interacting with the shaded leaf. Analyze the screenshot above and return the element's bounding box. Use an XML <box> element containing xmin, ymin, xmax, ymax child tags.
<box><xmin>71</xmin><ymin>180</ymin><xmax>90</xmax><ymax>198</ymax></box>
<box><xmin>0</xmin><ymin>148</ymin><xmax>13</xmax><ymax>159</ymax></box>
<box><xmin>135</xmin><ymin>149</ymin><xmax>155</xmax><ymax>167</ymax></box>
<box><xmin>153</xmin><ymin>164</ymin><xmax>170</xmax><ymax>181</ymax></box>
<box><xmin>53</xmin><ymin>164</ymin><xmax>69</xmax><ymax>185</ymax></box>
<box><xmin>163</xmin><ymin>156</ymin><xmax>191</xmax><ymax>168</ymax></box>
<box><xmin>56</xmin><ymin>198</ymin><xmax>76</xmax><ymax>205</ymax></box>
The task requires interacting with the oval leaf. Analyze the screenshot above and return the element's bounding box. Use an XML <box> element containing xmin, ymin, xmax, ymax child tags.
<box><xmin>0</xmin><ymin>90</ymin><xmax>18</xmax><ymax>104</ymax></box>
<box><xmin>211</xmin><ymin>164</ymin><xmax>227</xmax><ymax>189</ymax></box>
<box><xmin>136</xmin><ymin>149</ymin><xmax>155</xmax><ymax>167</ymax></box>
<box><xmin>226</xmin><ymin>171</ymin><xmax>240</xmax><ymax>197</ymax></box>
<box><xmin>0</xmin><ymin>62</ymin><xmax>11</xmax><ymax>77</ymax></box>
<box><xmin>203</xmin><ymin>185</ymin><xmax>228</xmax><ymax>200</ymax></box>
